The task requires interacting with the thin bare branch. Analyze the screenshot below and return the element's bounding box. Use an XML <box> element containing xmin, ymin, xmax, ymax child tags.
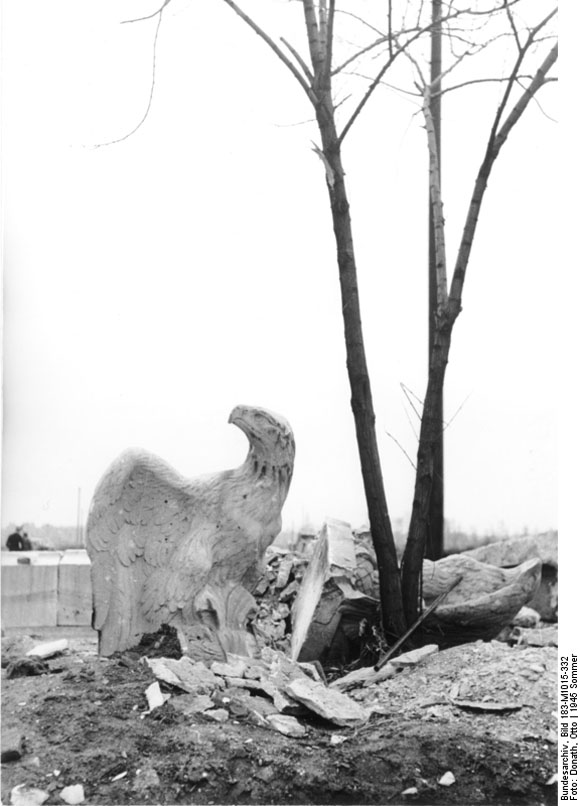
<box><xmin>515</xmin><ymin>76</ymin><xmax>558</xmax><ymax>122</ymax></box>
<box><xmin>443</xmin><ymin>392</ymin><xmax>473</xmax><ymax>432</ymax></box>
<box><xmin>337</xmin><ymin>24</ymin><xmax>431</xmax><ymax>145</ymax></box>
<box><xmin>488</xmin><ymin>9</ymin><xmax>557</xmax><ymax>147</ymax></box>
<box><xmin>387</xmin><ymin>0</ymin><xmax>394</xmax><ymax>59</ymax></box>
<box><xmin>494</xmin><ymin>42</ymin><xmax>558</xmax><ymax>150</ymax></box>
<box><xmin>448</xmin><ymin>38</ymin><xmax>557</xmax><ymax>312</ymax></box>
<box><xmin>403</xmin><ymin>401</ymin><xmax>420</xmax><ymax>441</ymax></box>
<box><xmin>221</xmin><ymin>0</ymin><xmax>316</xmax><ymax>104</ymax></box>
<box><xmin>374</xmin><ymin>575</ymin><xmax>463</xmax><ymax>669</ymax></box>
<box><xmin>385</xmin><ymin>431</ymin><xmax>417</xmax><ymax>470</ymax></box>
<box><xmin>437</xmin><ymin>74</ymin><xmax>536</xmax><ymax>97</ymax></box>
<box><xmin>332</xmin><ymin>34</ymin><xmax>390</xmax><ymax>77</ymax></box>
<box><xmin>503</xmin><ymin>0</ymin><xmax>522</xmax><ymax>51</ymax></box>
<box><xmin>401</xmin><ymin>383</ymin><xmax>424</xmax><ymax>421</ymax></box>
<box><xmin>280</xmin><ymin>36</ymin><xmax>314</xmax><ymax>82</ymax></box>
<box><xmin>333</xmin><ymin>9</ymin><xmax>385</xmax><ymax>37</ymax></box>
<box><xmin>94</xmin><ymin>6</ymin><xmax>166</xmax><ymax>148</ymax></box>
<box><xmin>121</xmin><ymin>0</ymin><xmax>172</xmax><ymax>24</ymax></box>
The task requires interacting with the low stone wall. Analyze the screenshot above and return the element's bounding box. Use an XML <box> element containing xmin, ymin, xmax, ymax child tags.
<box><xmin>1</xmin><ymin>550</ymin><xmax>92</xmax><ymax>628</ymax></box>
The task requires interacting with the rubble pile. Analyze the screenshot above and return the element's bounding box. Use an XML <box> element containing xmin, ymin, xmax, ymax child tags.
<box><xmin>144</xmin><ymin>646</ymin><xmax>370</xmax><ymax>733</ymax></box>
<box><xmin>250</xmin><ymin>549</ymin><xmax>311</xmax><ymax>654</ymax></box>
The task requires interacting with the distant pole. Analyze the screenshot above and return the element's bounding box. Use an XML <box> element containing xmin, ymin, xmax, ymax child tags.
<box><xmin>76</xmin><ymin>487</ymin><xmax>82</xmax><ymax>546</ymax></box>
<box><xmin>426</xmin><ymin>0</ymin><xmax>444</xmax><ymax>560</ymax></box>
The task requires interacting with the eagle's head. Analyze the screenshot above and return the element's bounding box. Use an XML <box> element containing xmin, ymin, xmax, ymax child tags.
<box><xmin>229</xmin><ymin>405</ymin><xmax>295</xmax><ymax>479</ymax></box>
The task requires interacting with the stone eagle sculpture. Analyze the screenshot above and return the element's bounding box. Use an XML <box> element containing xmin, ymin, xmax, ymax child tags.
<box><xmin>86</xmin><ymin>405</ymin><xmax>295</xmax><ymax>656</ymax></box>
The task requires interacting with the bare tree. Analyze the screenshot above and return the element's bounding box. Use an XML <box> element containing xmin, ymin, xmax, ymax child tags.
<box><xmin>399</xmin><ymin>3</ymin><xmax>557</xmax><ymax>624</ymax></box>
<box><xmin>111</xmin><ymin>0</ymin><xmax>557</xmax><ymax>642</ymax></box>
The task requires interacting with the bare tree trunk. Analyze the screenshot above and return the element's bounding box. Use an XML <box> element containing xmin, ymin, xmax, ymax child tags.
<box><xmin>402</xmin><ymin>38</ymin><xmax>557</xmax><ymax>626</ymax></box>
<box><xmin>402</xmin><ymin>324</ymin><xmax>452</xmax><ymax>624</ymax></box>
<box><xmin>426</xmin><ymin>0</ymin><xmax>444</xmax><ymax>561</ymax></box>
<box><xmin>316</xmin><ymin>97</ymin><xmax>406</xmax><ymax>639</ymax></box>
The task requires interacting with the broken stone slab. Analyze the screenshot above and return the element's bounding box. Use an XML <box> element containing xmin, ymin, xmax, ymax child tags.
<box><xmin>258</xmin><ymin>676</ymin><xmax>307</xmax><ymax>714</ymax></box>
<box><xmin>290</xmin><ymin>519</ymin><xmax>379</xmax><ymax>664</ymax></box>
<box><xmin>422</xmin><ymin>555</ymin><xmax>542</xmax><ymax>646</ymax></box>
<box><xmin>517</xmin><ymin>625</ymin><xmax>558</xmax><ymax>647</ymax></box>
<box><xmin>170</xmin><ymin>693</ymin><xmax>214</xmax><ymax>715</ymax></box>
<box><xmin>210</xmin><ymin>657</ymin><xmax>249</xmax><ymax>678</ymax></box>
<box><xmin>389</xmin><ymin>644</ymin><xmax>439</xmax><ymax>668</ymax></box>
<box><xmin>266</xmin><ymin>714</ymin><xmax>307</xmax><ymax>738</ymax></box>
<box><xmin>25</xmin><ymin>639</ymin><xmax>68</xmax><ymax>659</ymax></box>
<box><xmin>220</xmin><ymin>676</ymin><xmax>265</xmax><ymax>692</ymax></box>
<box><xmin>146</xmin><ymin>656</ymin><xmax>224</xmax><ymax>694</ymax></box>
<box><xmin>451</xmin><ymin>699</ymin><xmax>522</xmax><ymax>712</ymax></box>
<box><xmin>329</xmin><ymin>663</ymin><xmax>397</xmax><ymax>692</ymax></box>
<box><xmin>330</xmin><ymin>645</ymin><xmax>438</xmax><ymax>692</ymax></box>
<box><xmin>464</xmin><ymin>531</ymin><xmax>557</xmax><ymax>622</ymax></box>
<box><xmin>285</xmin><ymin>676</ymin><xmax>369</xmax><ymax>727</ymax></box>
<box><xmin>464</xmin><ymin>532</ymin><xmax>557</xmax><ymax>567</ymax></box>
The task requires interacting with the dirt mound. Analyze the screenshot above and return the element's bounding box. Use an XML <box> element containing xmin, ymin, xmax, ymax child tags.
<box><xmin>1</xmin><ymin>628</ymin><xmax>557</xmax><ymax>805</ymax></box>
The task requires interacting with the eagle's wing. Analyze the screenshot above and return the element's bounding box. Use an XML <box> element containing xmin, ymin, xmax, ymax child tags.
<box><xmin>86</xmin><ymin>449</ymin><xmax>215</xmax><ymax>655</ymax></box>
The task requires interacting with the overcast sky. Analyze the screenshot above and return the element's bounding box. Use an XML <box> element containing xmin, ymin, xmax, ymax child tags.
<box><xmin>1</xmin><ymin>0</ymin><xmax>559</xmax><ymax>537</ymax></box>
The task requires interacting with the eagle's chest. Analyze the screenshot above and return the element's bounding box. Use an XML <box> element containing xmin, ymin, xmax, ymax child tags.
<box><xmin>211</xmin><ymin>470</ymin><xmax>283</xmax><ymax>567</ymax></box>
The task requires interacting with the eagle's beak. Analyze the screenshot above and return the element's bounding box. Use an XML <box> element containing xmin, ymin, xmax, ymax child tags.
<box><xmin>228</xmin><ymin>405</ymin><xmax>246</xmax><ymax>426</ymax></box>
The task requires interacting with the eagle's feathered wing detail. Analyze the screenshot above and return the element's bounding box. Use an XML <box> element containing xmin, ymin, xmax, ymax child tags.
<box><xmin>86</xmin><ymin>405</ymin><xmax>295</xmax><ymax>656</ymax></box>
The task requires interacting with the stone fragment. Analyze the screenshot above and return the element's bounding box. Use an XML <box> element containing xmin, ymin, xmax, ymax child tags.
<box><xmin>26</xmin><ymin>640</ymin><xmax>68</xmax><ymax>659</ymax></box>
<box><xmin>275</xmin><ymin>556</ymin><xmax>295</xmax><ymax>589</ymax></box>
<box><xmin>279</xmin><ymin>581</ymin><xmax>300</xmax><ymax>602</ymax></box>
<box><xmin>438</xmin><ymin>771</ymin><xmax>456</xmax><ymax>786</ymax></box>
<box><xmin>10</xmin><ymin>785</ymin><xmax>49</xmax><ymax>806</ymax></box>
<box><xmin>518</xmin><ymin>625</ymin><xmax>558</xmax><ymax>647</ymax></box>
<box><xmin>146</xmin><ymin>656</ymin><xmax>223</xmax><ymax>694</ymax></box>
<box><xmin>211</xmin><ymin>657</ymin><xmax>248</xmax><ymax>678</ymax></box>
<box><xmin>222</xmin><ymin>676</ymin><xmax>264</xmax><ymax>691</ymax></box>
<box><xmin>330</xmin><ymin>660</ymin><xmax>400</xmax><ymax>692</ymax></box>
<box><xmin>511</xmin><ymin>606</ymin><xmax>541</xmax><ymax>628</ymax></box>
<box><xmin>285</xmin><ymin>676</ymin><xmax>369</xmax><ymax>727</ymax></box>
<box><xmin>266</xmin><ymin>714</ymin><xmax>307</xmax><ymax>738</ymax></box>
<box><xmin>59</xmin><ymin>784</ymin><xmax>85</xmax><ymax>805</ymax></box>
<box><xmin>205</xmin><ymin>708</ymin><xmax>229</xmax><ymax>722</ymax></box>
<box><xmin>145</xmin><ymin>682</ymin><xmax>165</xmax><ymax>711</ymax></box>
<box><xmin>451</xmin><ymin>699</ymin><xmax>522</xmax><ymax>712</ymax></box>
<box><xmin>390</xmin><ymin>644</ymin><xmax>439</xmax><ymax>668</ymax></box>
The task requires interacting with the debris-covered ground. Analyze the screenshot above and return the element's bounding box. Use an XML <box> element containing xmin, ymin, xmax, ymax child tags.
<box><xmin>1</xmin><ymin>624</ymin><xmax>558</xmax><ymax>806</ymax></box>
